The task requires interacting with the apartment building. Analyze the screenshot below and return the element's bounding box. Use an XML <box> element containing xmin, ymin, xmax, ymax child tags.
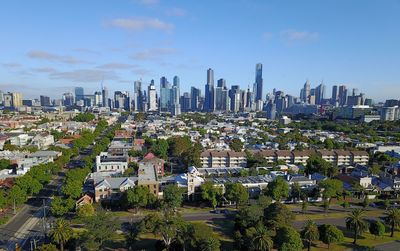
<box><xmin>200</xmin><ymin>150</ymin><xmax>247</xmax><ymax>168</ymax></box>
<box><xmin>94</xmin><ymin>152</ymin><xmax>128</xmax><ymax>174</ymax></box>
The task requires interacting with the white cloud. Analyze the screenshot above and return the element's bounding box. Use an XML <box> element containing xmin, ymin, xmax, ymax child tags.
<box><xmin>135</xmin><ymin>0</ymin><xmax>159</xmax><ymax>5</ymax></box>
<box><xmin>107</xmin><ymin>17</ymin><xmax>174</xmax><ymax>32</ymax></box>
<box><xmin>27</xmin><ymin>50</ymin><xmax>88</xmax><ymax>64</ymax></box>
<box><xmin>31</xmin><ymin>67</ymin><xmax>57</xmax><ymax>73</ymax></box>
<box><xmin>49</xmin><ymin>69</ymin><xmax>118</xmax><ymax>82</ymax></box>
<box><xmin>97</xmin><ymin>63</ymin><xmax>137</xmax><ymax>70</ymax></box>
<box><xmin>166</xmin><ymin>7</ymin><xmax>187</xmax><ymax>17</ymax></box>
<box><xmin>280</xmin><ymin>29</ymin><xmax>319</xmax><ymax>42</ymax></box>
<box><xmin>131</xmin><ymin>47</ymin><xmax>176</xmax><ymax>60</ymax></box>
<box><xmin>2</xmin><ymin>63</ymin><xmax>22</xmax><ymax>68</ymax></box>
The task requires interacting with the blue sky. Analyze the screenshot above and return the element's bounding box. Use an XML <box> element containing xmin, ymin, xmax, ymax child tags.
<box><xmin>0</xmin><ymin>0</ymin><xmax>399</xmax><ymax>101</ymax></box>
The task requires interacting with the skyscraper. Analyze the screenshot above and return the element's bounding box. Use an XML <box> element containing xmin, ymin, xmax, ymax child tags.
<box><xmin>171</xmin><ymin>76</ymin><xmax>181</xmax><ymax>116</ymax></box>
<box><xmin>94</xmin><ymin>91</ymin><xmax>102</xmax><ymax>106</ymax></box>
<box><xmin>148</xmin><ymin>81</ymin><xmax>157</xmax><ymax>111</ymax></box>
<box><xmin>301</xmin><ymin>80</ymin><xmax>311</xmax><ymax>103</ymax></box>
<box><xmin>215</xmin><ymin>78</ymin><xmax>228</xmax><ymax>111</ymax></box>
<box><xmin>102</xmin><ymin>86</ymin><xmax>108</xmax><ymax>108</ymax></box>
<box><xmin>40</xmin><ymin>95</ymin><xmax>51</xmax><ymax>106</ymax></box>
<box><xmin>315</xmin><ymin>83</ymin><xmax>326</xmax><ymax>105</ymax></box>
<box><xmin>255</xmin><ymin>63</ymin><xmax>263</xmax><ymax>102</ymax></box>
<box><xmin>62</xmin><ymin>92</ymin><xmax>74</xmax><ymax>106</ymax></box>
<box><xmin>133</xmin><ymin>80</ymin><xmax>144</xmax><ymax>111</ymax></box>
<box><xmin>160</xmin><ymin>77</ymin><xmax>171</xmax><ymax>112</ymax></box>
<box><xmin>338</xmin><ymin>85</ymin><xmax>347</xmax><ymax>106</ymax></box>
<box><xmin>331</xmin><ymin>85</ymin><xmax>338</xmax><ymax>106</ymax></box>
<box><xmin>190</xmin><ymin>87</ymin><xmax>201</xmax><ymax>111</ymax></box>
<box><xmin>204</xmin><ymin>68</ymin><xmax>215</xmax><ymax>112</ymax></box>
<box><xmin>74</xmin><ymin>87</ymin><xmax>84</xmax><ymax>102</ymax></box>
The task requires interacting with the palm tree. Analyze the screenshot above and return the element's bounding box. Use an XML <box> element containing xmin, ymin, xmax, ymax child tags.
<box><xmin>50</xmin><ymin>219</ymin><xmax>73</xmax><ymax>251</ymax></box>
<box><xmin>345</xmin><ymin>209</ymin><xmax>368</xmax><ymax>244</ymax></box>
<box><xmin>385</xmin><ymin>208</ymin><xmax>400</xmax><ymax>237</ymax></box>
<box><xmin>301</xmin><ymin>220</ymin><xmax>319</xmax><ymax>251</ymax></box>
<box><xmin>251</xmin><ymin>224</ymin><xmax>273</xmax><ymax>251</ymax></box>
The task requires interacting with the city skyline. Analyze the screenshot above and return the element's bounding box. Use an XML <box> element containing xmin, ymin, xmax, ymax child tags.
<box><xmin>1</xmin><ymin>0</ymin><xmax>400</xmax><ymax>101</ymax></box>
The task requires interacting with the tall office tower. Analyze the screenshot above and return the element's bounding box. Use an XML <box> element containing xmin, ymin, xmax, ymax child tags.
<box><xmin>190</xmin><ymin>87</ymin><xmax>201</xmax><ymax>111</ymax></box>
<box><xmin>74</xmin><ymin>87</ymin><xmax>84</xmax><ymax>102</ymax></box>
<box><xmin>301</xmin><ymin>80</ymin><xmax>311</xmax><ymax>103</ymax></box>
<box><xmin>171</xmin><ymin>76</ymin><xmax>181</xmax><ymax>116</ymax></box>
<box><xmin>338</xmin><ymin>85</ymin><xmax>347</xmax><ymax>106</ymax></box>
<box><xmin>11</xmin><ymin>92</ymin><xmax>22</xmax><ymax>108</ymax></box>
<box><xmin>40</xmin><ymin>95</ymin><xmax>51</xmax><ymax>106</ymax></box>
<box><xmin>245</xmin><ymin>88</ymin><xmax>253</xmax><ymax>110</ymax></box>
<box><xmin>114</xmin><ymin>91</ymin><xmax>130</xmax><ymax>110</ymax></box>
<box><xmin>215</xmin><ymin>78</ymin><xmax>228</xmax><ymax>111</ymax></box>
<box><xmin>148</xmin><ymin>81</ymin><xmax>157</xmax><ymax>111</ymax></box>
<box><xmin>3</xmin><ymin>93</ymin><xmax>12</xmax><ymax>108</ymax></box>
<box><xmin>62</xmin><ymin>92</ymin><xmax>74</xmax><ymax>106</ymax></box>
<box><xmin>94</xmin><ymin>91</ymin><xmax>102</xmax><ymax>106</ymax></box>
<box><xmin>254</xmin><ymin>63</ymin><xmax>263</xmax><ymax>102</ymax></box>
<box><xmin>229</xmin><ymin>85</ymin><xmax>241</xmax><ymax>112</ymax></box>
<box><xmin>352</xmin><ymin>88</ymin><xmax>359</xmax><ymax>96</ymax></box>
<box><xmin>133</xmin><ymin>80</ymin><xmax>144</xmax><ymax>111</ymax></box>
<box><xmin>180</xmin><ymin>92</ymin><xmax>191</xmax><ymax>112</ymax></box>
<box><xmin>331</xmin><ymin>85</ymin><xmax>338</xmax><ymax>106</ymax></box>
<box><xmin>286</xmin><ymin>95</ymin><xmax>295</xmax><ymax>108</ymax></box>
<box><xmin>160</xmin><ymin>77</ymin><xmax>171</xmax><ymax>112</ymax></box>
<box><xmin>315</xmin><ymin>83</ymin><xmax>326</xmax><ymax>105</ymax></box>
<box><xmin>204</xmin><ymin>68</ymin><xmax>215</xmax><ymax>112</ymax></box>
<box><xmin>102</xmin><ymin>86</ymin><xmax>108</xmax><ymax>108</ymax></box>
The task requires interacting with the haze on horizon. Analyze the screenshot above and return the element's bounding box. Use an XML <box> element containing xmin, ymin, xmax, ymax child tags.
<box><xmin>0</xmin><ymin>0</ymin><xmax>399</xmax><ymax>102</ymax></box>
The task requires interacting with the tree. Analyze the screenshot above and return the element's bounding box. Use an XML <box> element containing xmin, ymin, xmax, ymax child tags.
<box><xmin>362</xmin><ymin>196</ymin><xmax>370</xmax><ymax>208</ymax></box>
<box><xmin>134</xmin><ymin>112</ymin><xmax>145</xmax><ymax>122</ymax></box>
<box><xmin>230</xmin><ymin>138</ymin><xmax>244</xmax><ymax>152</ymax></box>
<box><xmin>236</xmin><ymin>204</ymin><xmax>264</xmax><ymax>231</ymax></box>
<box><xmin>125</xmin><ymin>220</ymin><xmax>142</xmax><ymax>250</ymax></box>
<box><xmin>150</xmin><ymin>139</ymin><xmax>169</xmax><ymax>160</ymax></box>
<box><xmin>244</xmin><ymin>223</ymin><xmax>273</xmax><ymax>251</ymax></box>
<box><xmin>163</xmin><ymin>185</ymin><xmax>184</xmax><ymax>211</ymax></box>
<box><xmin>81</xmin><ymin>212</ymin><xmax>117</xmax><ymax>250</ymax></box>
<box><xmin>319</xmin><ymin>179</ymin><xmax>343</xmax><ymax>202</ymax></box>
<box><xmin>346</xmin><ymin>209</ymin><xmax>368</xmax><ymax>244</ymax></box>
<box><xmin>183</xmin><ymin>142</ymin><xmax>203</xmax><ymax>167</ymax></box>
<box><xmin>266</xmin><ymin>176</ymin><xmax>289</xmax><ymax>202</ymax></box>
<box><xmin>8</xmin><ymin>185</ymin><xmax>27</xmax><ymax>205</ymax></box>
<box><xmin>290</xmin><ymin>182</ymin><xmax>302</xmax><ymax>203</ymax></box>
<box><xmin>305</xmin><ymin>154</ymin><xmax>333</xmax><ymax>176</ymax></box>
<box><xmin>51</xmin><ymin>196</ymin><xmax>74</xmax><ymax>217</ymax></box>
<box><xmin>76</xmin><ymin>204</ymin><xmax>95</xmax><ymax>218</ymax></box>
<box><xmin>16</xmin><ymin>175</ymin><xmax>43</xmax><ymax>196</ymax></box>
<box><xmin>225</xmin><ymin>183</ymin><xmax>249</xmax><ymax>209</ymax></box>
<box><xmin>38</xmin><ymin>244</ymin><xmax>58</xmax><ymax>251</ymax></box>
<box><xmin>50</xmin><ymin>219</ymin><xmax>73</xmax><ymax>251</ymax></box>
<box><xmin>301</xmin><ymin>220</ymin><xmax>319</xmax><ymax>251</ymax></box>
<box><xmin>168</xmin><ymin>136</ymin><xmax>192</xmax><ymax>157</ymax></box>
<box><xmin>264</xmin><ymin>202</ymin><xmax>295</xmax><ymax>230</ymax></box>
<box><xmin>385</xmin><ymin>208</ymin><xmax>400</xmax><ymax>237</ymax></box>
<box><xmin>0</xmin><ymin>159</ymin><xmax>11</xmax><ymax>170</ymax></box>
<box><xmin>0</xmin><ymin>190</ymin><xmax>7</xmax><ymax>210</ymax></box>
<box><xmin>324</xmin><ymin>138</ymin><xmax>334</xmax><ymax>150</ymax></box>
<box><xmin>62</xmin><ymin>180</ymin><xmax>83</xmax><ymax>199</ymax></box>
<box><xmin>318</xmin><ymin>224</ymin><xmax>344</xmax><ymax>249</ymax></box>
<box><xmin>201</xmin><ymin>182</ymin><xmax>223</xmax><ymax>209</ymax></box>
<box><xmin>73</xmin><ymin>112</ymin><xmax>95</xmax><ymax>122</ymax></box>
<box><xmin>369</xmin><ymin>220</ymin><xmax>385</xmax><ymax>239</ymax></box>
<box><xmin>275</xmin><ymin>226</ymin><xmax>303</xmax><ymax>251</ymax></box>
<box><xmin>125</xmin><ymin>186</ymin><xmax>154</xmax><ymax>212</ymax></box>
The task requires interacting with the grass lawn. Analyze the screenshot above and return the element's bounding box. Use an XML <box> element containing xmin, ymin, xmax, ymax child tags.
<box><xmin>306</xmin><ymin>231</ymin><xmax>400</xmax><ymax>251</ymax></box>
<box><xmin>295</xmin><ymin>209</ymin><xmax>385</xmax><ymax>221</ymax></box>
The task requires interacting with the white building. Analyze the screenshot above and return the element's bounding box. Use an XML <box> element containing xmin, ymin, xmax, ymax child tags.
<box><xmin>95</xmin><ymin>152</ymin><xmax>128</xmax><ymax>174</ymax></box>
<box><xmin>10</xmin><ymin>134</ymin><xmax>31</xmax><ymax>146</ymax></box>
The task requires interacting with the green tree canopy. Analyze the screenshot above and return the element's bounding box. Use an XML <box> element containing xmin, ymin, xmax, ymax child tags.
<box><xmin>230</xmin><ymin>138</ymin><xmax>244</xmax><ymax>152</ymax></box>
<box><xmin>266</xmin><ymin>176</ymin><xmax>289</xmax><ymax>201</ymax></box>
<box><xmin>225</xmin><ymin>182</ymin><xmax>249</xmax><ymax>209</ymax></box>
<box><xmin>275</xmin><ymin>226</ymin><xmax>303</xmax><ymax>251</ymax></box>
<box><xmin>318</xmin><ymin>224</ymin><xmax>344</xmax><ymax>249</ymax></box>
<box><xmin>162</xmin><ymin>184</ymin><xmax>184</xmax><ymax>210</ymax></box>
<box><xmin>201</xmin><ymin>181</ymin><xmax>223</xmax><ymax>209</ymax></box>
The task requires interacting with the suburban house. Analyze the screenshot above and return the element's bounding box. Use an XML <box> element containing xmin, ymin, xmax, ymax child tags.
<box><xmin>94</xmin><ymin>177</ymin><xmax>136</xmax><ymax>202</ymax></box>
<box><xmin>31</xmin><ymin>133</ymin><xmax>55</xmax><ymax>149</ymax></box>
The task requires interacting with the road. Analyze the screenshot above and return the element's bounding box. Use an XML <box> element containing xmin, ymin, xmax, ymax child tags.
<box><xmin>0</xmin><ymin>120</ymin><xmax>120</xmax><ymax>251</ymax></box>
